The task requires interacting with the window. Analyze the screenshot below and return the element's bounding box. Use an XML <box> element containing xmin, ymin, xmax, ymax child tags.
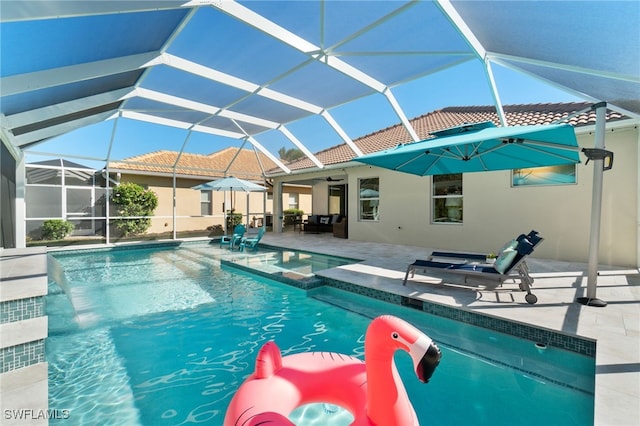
<box><xmin>432</xmin><ymin>174</ymin><xmax>463</xmax><ymax>223</ymax></box>
<box><xmin>200</xmin><ymin>191</ymin><xmax>212</xmax><ymax>216</ymax></box>
<box><xmin>288</xmin><ymin>193</ymin><xmax>299</xmax><ymax>209</ymax></box>
<box><xmin>359</xmin><ymin>178</ymin><xmax>379</xmax><ymax>221</ymax></box>
<box><xmin>512</xmin><ymin>164</ymin><xmax>576</xmax><ymax>186</ymax></box>
<box><xmin>328</xmin><ymin>185</ymin><xmax>346</xmax><ymax>215</ymax></box>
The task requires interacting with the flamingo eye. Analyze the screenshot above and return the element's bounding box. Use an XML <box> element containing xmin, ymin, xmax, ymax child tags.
<box><xmin>391</xmin><ymin>332</ymin><xmax>399</xmax><ymax>339</ymax></box>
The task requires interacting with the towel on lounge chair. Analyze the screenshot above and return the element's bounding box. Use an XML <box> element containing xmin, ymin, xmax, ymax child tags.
<box><xmin>403</xmin><ymin>230</ymin><xmax>543</xmax><ymax>304</ymax></box>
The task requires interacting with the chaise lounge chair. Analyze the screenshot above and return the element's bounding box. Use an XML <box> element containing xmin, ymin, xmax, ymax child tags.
<box><xmin>403</xmin><ymin>230</ymin><xmax>544</xmax><ymax>304</ymax></box>
<box><xmin>239</xmin><ymin>227</ymin><xmax>266</xmax><ymax>252</ymax></box>
<box><xmin>220</xmin><ymin>224</ymin><xmax>246</xmax><ymax>250</ymax></box>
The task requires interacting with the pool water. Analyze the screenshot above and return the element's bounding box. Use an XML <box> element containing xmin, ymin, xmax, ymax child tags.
<box><xmin>47</xmin><ymin>244</ymin><xmax>594</xmax><ymax>425</ymax></box>
<box><xmin>232</xmin><ymin>246</ymin><xmax>357</xmax><ymax>277</ymax></box>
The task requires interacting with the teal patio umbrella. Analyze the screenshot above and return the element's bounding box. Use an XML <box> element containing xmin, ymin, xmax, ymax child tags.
<box><xmin>356</xmin><ymin>117</ymin><xmax>614</xmax><ymax>307</ymax></box>
<box><xmin>355</xmin><ymin>122</ymin><xmax>580</xmax><ymax>176</ymax></box>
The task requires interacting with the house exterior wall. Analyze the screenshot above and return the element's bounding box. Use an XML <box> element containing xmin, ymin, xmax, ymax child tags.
<box><xmin>280</xmin><ymin>186</ymin><xmax>312</xmax><ymax>216</ymax></box>
<box><xmin>276</xmin><ymin>125</ymin><xmax>639</xmax><ymax>267</ymax></box>
<box><xmin>311</xmin><ymin>184</ymin><xmax>329</xmax><ymax>215</ymax></box>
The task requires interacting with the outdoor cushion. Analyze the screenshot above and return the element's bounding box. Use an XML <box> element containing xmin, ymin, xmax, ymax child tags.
<box><xmin>495</xmin><ymin>247</ymin><xmax>518</xmax><ymax>274</ymax></box>
<box><xmin>497</xmin><ymin>239</ymin><xmax>518</xmax><ymax>256</ymax></box>
<box><xmin>320</xmin><ymin>216</ymin><xmax>330</xmax><ymax>224</ymax></box>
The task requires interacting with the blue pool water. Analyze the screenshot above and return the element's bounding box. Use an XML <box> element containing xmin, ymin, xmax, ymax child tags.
<box><xmin>232</xmin><ymin>245</ymin><xmax>357</xmax><ymax>277</ymax></box>
<box><xmin>47</xmin><ymin>244</ymin><xmax>594</xmax><ymax>425</ymax></box>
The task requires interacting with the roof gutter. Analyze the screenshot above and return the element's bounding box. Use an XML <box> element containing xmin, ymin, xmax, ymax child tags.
<box><xmin>264</xmin><ymin>161</ymin><xmax>363</xmax><ymax>180</ymax></box>
<box><xmin>572</xmin><ymin>117</ymin><xmax>639</xmax><ymax>136</ymax></box>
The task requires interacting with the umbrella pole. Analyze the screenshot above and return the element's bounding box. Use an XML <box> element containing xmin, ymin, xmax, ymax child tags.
<box><xmin>577</xmin><ymin>102</ymin><xmax>608</xmax><ymax>307</ymax></box>
<box><xmin>224</xmin><ymin>190</ymin><xmax>229</xmax><ymax>234</ymax></box>
<box><xmin>246</xmin><ymin>192</ymin><xmax>250</xmax><ymax>229</ymax></box>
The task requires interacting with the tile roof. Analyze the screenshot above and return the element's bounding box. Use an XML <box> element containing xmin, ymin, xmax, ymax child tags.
<box><xmin>278</xmin><ymin>102</ymin><xmax>629</xmax><ymax>172</ymax></box>
<box><xmin>110</xmin><ymin>147</ymin><xmax>277</xmax><ymax>180</ymax></box>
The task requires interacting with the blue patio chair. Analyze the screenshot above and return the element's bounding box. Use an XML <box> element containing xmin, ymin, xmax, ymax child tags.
<box><xmin>220</xmin><ymin>224</ymin><xmax>246</xmax><ymax>250</ymax></box>
<box><xmin>239</xmin><ymin>227</ymin><xmax>266</xmax><ymax>252</ymax></box>
<box><xmin>402</xmin><ymin>230</ymin><xmax>544</xmax><ymax>304</ymax></box>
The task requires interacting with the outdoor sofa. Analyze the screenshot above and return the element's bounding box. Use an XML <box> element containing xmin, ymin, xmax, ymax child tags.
<box><xmin>302</xmin><ymin>214</ymin><xmax>346</xmax><ymax>234</ymax></box>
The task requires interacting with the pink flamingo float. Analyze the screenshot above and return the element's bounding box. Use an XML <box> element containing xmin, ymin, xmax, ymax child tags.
<box><xmin>223</xmin><ymin>315</ymin><xmax>441</xmax><ymax>425</ymax></box>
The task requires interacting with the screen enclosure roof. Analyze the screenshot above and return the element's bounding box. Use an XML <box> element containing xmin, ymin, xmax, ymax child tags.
<box><xmin>1</xmin><ymin>1</ymin><xmax>638</xmax><ymax>175</ymax></box>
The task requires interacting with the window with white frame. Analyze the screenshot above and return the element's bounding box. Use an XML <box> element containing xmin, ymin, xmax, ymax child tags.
<box><xmin>359</xmin><ymin>178</ymin><xmax>379</xmax><ymax>221</ymax></box>
<box><xmin>200</xmin><ymin>190</ymin><xmax>212</xmax><ymax>216</ymax></box>
<box><xmin>432</xmin><ymin>173</ymin><xmax>463</xmax><ymax>223</ymax></box>
<box><xmin>512</xmin><ymin>164</ymin><xmax>576</xmax><ymax>187</ymax></box>
<box><xmin>288</xmin><ymin>193</ymin><xmax>299</xmax><ymax>209</ymax></box>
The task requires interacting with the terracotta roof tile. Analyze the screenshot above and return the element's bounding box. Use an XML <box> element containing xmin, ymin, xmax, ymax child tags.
<box><xmin>110</xmin><ymin>147</ymin><xmax>277</xmax><ymax>180</ymax></box>
<box><xmin>279</xmin><ymin>102</ymin><xmax>628</xmax><ymax>172</ymax></box>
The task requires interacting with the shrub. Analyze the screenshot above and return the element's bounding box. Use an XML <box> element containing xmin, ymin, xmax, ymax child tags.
<box><xmin>110</xmin><ymin>182</ymin><xmax>158</xmax><ymax>237</ymax></box>
<box><xmin>283</xmin><ymin>208</ymin><xmax>304</xmax><ymax>225</ymax></box>
<box><xmin>225</xmin><ymin>209</ymin><xmax>243</xmax><ymax>230</ymax></box>
<box><xmin>41</xmin><ymin>219</ymin><xmax>74</xmax><ymax>240</ymax></box>
<box><xmin>207</xmin><ymin>224</ymin><xmax>223</xmax><ymax>236</ymax></box>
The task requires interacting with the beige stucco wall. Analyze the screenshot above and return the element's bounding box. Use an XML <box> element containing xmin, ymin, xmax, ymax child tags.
<box><xmin>276</xmin><ymin>124</ymin><xmax>639</xmax><ymax>267</ymax></box>
<box><xmin>281</xmin><ymin>186</ymin><xmax>312</xmax><ymax>216</ymax></box>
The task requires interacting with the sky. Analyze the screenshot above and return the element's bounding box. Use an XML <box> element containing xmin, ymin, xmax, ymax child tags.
<box><xmin>26</xmin><ymin>60</ymin><xmax>584</xmax><ymax>170</ymax></box>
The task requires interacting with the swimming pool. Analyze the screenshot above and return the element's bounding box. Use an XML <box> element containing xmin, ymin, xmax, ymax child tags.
<box><xmin>231</xmin><ymin>244</ymin><xmax>358</xmax><ymax>279</ymax></box>
<box><xmin>46</xmin><ymin>243</ymin><xmax>594</xmax><ymax>425</ymax></box>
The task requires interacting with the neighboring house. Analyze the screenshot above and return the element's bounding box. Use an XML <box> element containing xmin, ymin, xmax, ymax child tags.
<box><xmin>267</xmin><ymin>102</ymin><xmax>639</xmax><ymax>267</ymax></box>
<box><xmin>109</xmin><ymin>147</ymin><xmax>312</xmax><ymax>234</ymax></box>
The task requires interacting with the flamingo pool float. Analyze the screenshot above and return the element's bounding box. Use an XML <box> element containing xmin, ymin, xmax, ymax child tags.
<box><xmin>223</xmin><ymin>315</ymin><xmax>441</xmax><ymax>425</ymax></box>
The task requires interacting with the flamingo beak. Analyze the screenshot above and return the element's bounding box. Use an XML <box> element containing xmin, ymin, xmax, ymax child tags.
<box><xmin>415</xmin><ymin>341</ymin><xmax>441</xmax><ymax>383</ymax></box>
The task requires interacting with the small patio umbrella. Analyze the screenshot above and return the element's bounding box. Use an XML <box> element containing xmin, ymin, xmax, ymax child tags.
<box><xmin>355</xmin><ymin>121</ymin><xmax>580</xmax><ymax>176</ymax></box>
<box><xmin>193</xmin><ymin>176</ymin><xmax>267</xmax><ymax>194</ymax></box>
<box><xmin>192</xmin><ymin>176</ymin><xmax>267</xmax><ymax>231</ymax></box>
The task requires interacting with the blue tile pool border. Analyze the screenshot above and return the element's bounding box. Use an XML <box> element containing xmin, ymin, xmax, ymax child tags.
<box><xmin>222</xmin><ymin>260</ymin><xmax>596</xmax><ymax>357</ymax></box>
<box><xmin>319</xmin><ymin>277</ymin><xmax>595</xmax><ymax>357</ymax></box>
<box><xmin>0</xmin><ymin>297</ymin><xmax>45</xmax><ymax>324</ymax></box>
<box><xmin>0</xmin><ymin>339</ymin><xmax>45</xmax><ymax>373</ymax></box>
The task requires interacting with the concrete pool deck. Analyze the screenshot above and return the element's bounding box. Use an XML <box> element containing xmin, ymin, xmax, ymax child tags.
<box><xmin>260</xmin><ymin>232</ymin><xmax>640</xmax><ymax>426</ymax></box>
<box><xmin>1</xmin><ymin>235</ymin><xmax>638</xmax><ymax>425</ymax></box>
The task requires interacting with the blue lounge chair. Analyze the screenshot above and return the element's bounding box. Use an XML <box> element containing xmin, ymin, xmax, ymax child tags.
<box><xmin>239</xmin><ymin>227</ymin><xmax>266</xmax><ymax>252</ymax></box>
<box><xmin>220</xmin><ymin>224</ymin><xmax>246</xmax><ymax>250</ymax></box>
<box><xmin>403</xmin><ymin>230</ymin><xmax>544</xmax><ymax>304</ymax></box>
